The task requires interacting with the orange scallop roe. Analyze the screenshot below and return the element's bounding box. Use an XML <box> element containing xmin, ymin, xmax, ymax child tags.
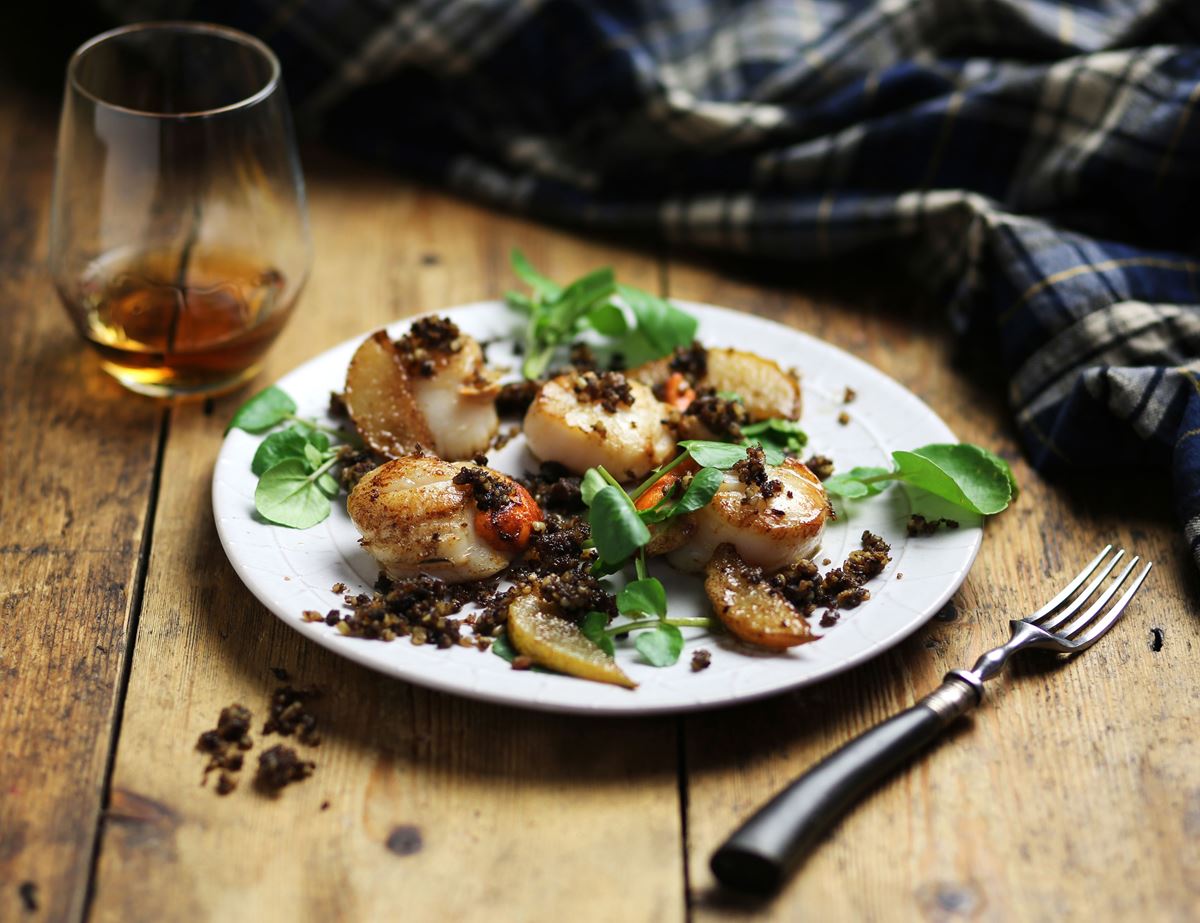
<box><xmin>634</xmin><ymin>458</ymin><xmax>699</xmax><ymax>512</ymax></box>
<box><xmin>474</xmin><ymin>481</ymin><xmax>542</xmax><ymax>553</ymax></box>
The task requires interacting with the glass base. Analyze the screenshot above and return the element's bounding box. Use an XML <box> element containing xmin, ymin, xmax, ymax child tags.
<box><xmin>102</xmin><ymin>360</ymin><xmax>263</xmax><ymax>400</ymax></box>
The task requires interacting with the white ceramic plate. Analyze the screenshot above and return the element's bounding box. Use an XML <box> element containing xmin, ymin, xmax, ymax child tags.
<box><xmin>213</xmin><ymin>301</ymin><xmax>981</xmax><ymax>715</ymax></box>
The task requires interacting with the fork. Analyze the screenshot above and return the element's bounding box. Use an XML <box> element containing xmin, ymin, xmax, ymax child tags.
<box><xmin>710</xmin><ymin>545</ymin><xmax>1153</xmax><ymax>894</ymax></box>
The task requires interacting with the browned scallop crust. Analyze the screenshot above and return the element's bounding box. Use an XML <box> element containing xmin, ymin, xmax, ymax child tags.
<box><xmin>343</xmin><ymin>330</ymin><xmax>434</xmax><ymax>457</ymax></box>
<box><xmin>704</xmin><ymin>545</ymin><xmax>816</xmax><ymax>649</ymax></box>
<box><xmin>630</xmin><ymin>347</ymin><xmax>802</xmax><ymax>422</ymax></box>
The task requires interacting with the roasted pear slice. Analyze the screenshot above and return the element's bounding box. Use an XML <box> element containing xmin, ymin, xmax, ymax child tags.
<box><xmin>343</xmin><ymin>330</ymin><xmax>433</xmax><ymax>457</ymax></box>
<box><xmin>704</xmin><ymin>544</ymin><xmax>815</xmax><ymax>649</ymax></box>
<box><xmin>506</xmin><ymin>592</ymin><xmax>637</xmax><ymax>688</ymax></box>
<box><xmin>631</xmin><ymin>346</ymin><xmax>801</xmax><ymax>422</ymax></box>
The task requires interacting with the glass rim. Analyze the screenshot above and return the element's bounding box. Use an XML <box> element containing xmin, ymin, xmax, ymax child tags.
<box><xmin>67</xmin><ymin>20</ymin><xmax>282</xmax><ymax>120</ymax></box>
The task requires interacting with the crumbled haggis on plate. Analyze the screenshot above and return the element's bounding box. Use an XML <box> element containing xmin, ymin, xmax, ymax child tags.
<box><xmin>770</xmin><ymin>531</ymin><xmax>892</xmax><ymax>628</ymax></box>
<box><xmin>691</xmin><ymin>649</ymin><xmax>712</xmax><ymax>672</ymax></box>
<box><xmin>907</xmin><ymin>514</ymin><xmax>960</xmax><ymax>536</ymax></box>
<box><xmin>684</xmin><ymin>390</ymin><xmax>749</xmax><ymax>441</ymax></box>
<box><xmin>843</xmin><ymin>386</ymin><xmax>857</xmax><ymax>404</ymax></box>
<box><xmin>570</xmin><ymin>370</ymin><xmax>634</xmax><ymax>413</ymax></box>
<box><xmin>837</xmin><ymin>411</ymin><xmax>851</xmax><ymax>425</ymax></box>
<box><xmin>732</xmin><ymin>444</ymin><xmax>782</xmax><ymax>502</ymax></box>
<box><xmin>256</xmin><ymin>744</ymin><xmax>314</xmax><ymax>792</ymax></box>
<box><xmin>805</xmin><ymin>454</ymin><xmax>834</xmax><ymax>481</ymax></box>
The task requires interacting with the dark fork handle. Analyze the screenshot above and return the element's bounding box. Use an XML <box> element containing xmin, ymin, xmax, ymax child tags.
<box><xmin>710</xmin><ymin>674</ymin><xmax>981</xmax><ymax>894</ymax></box>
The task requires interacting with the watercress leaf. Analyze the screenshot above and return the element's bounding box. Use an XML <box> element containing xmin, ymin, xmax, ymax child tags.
<box><xmin>590</xmin><ymin>557</ymin><xmax>627</xmax><ymax>578</ymax></box>
<box><xmin>974</xmin><ymin>445</ymin><xmax>1020</xmax><ymax>499</ymax></box>
<box><xmin>491</xmin><ymin>631</ymin><xmax>518</xmax><ymax>662</ymax></box>
<box><xmin>679</xmin><ymin>440</ymin><xmax>749</xmax><ymax>469</ymax></box>
<box><xmin>635</xmin><ymin>623</ymin><xmax>684</xmax><ymax>667</ymax></box>
<box><xmin>303</xmin><ymin>443</ymin><xmax>325</xmax><ymax>468</ymax></box>
<box><xmin>580</xmin><ymin>468</ymin><xmax>607</xmax><ymax>507</ymax></box>
<box><xmin>892</xmin><ymin>444</ymin><xmax>1012</xmax><ymax>515</ymax></box>
<box><xmin>667</xmin><ymin>466</ymin><xmax>724</xmax><ymax>517</ymax></box>
<box><xmin>251</xmin><ymin>426</ymin><xmax>311</xmax><ymax>476</ymax></box>
<box><xmin>618</xmin><ymin>284</ymin><xmax>698</xmax><ymax>356</ymax></box>
<box><xmin>255</xmin><ymin>459</ymin><xmax>332</xmax><ymax>529</ymax></box>
<box><xmin>716</xmin><ymin>391</ymin><xmax>743</xmax><ymax>402</ymax></box>
<box><xmin>585</xmin><ymin>302</ymin><xmax>629</xmax><ymax>336</ymax></box>
<box><xmin>741</xmin><ymin>418</ymin><xmax>807</xmax><ymax>439</ymax></box>
<box><xmin>510</xmin><ymin>249</ymin><xmax>561</xmax><ymax>301</ymax></box>
<box><xmin>824</xmin><ymin>466</ymin><xmax>890</xmax><ymax>499</ymax></box>
<box><xmin>581</xmin><ymin>611</ymin><xmax>615</xmax><ymax>656</ymax></box>
<box><xmin>746</xmin><ymin>439</ymin><xmax>786</xmax><ymax>466</ymax></box>
<box><xmin>317</xmin><ymin>472</ymin><xmax>340</xmax><ymax>497</ymax></box>
<box><xmin>227</xmin><ymin>385</ymin><xmax>295</xmax><ymax>434</ymax></box>
<box><xmin>589</xmin><ymin>485</ymin><xmax>651</xmax><ymax>564</ymax></box>
<box><xmin>822</xmin><ymin>475</ymin><xmax>870</xmax><ymax>499</ymax></box>
<box><xmin>504</xmin><ymin>290</ymin><xmax>536</xmax><ymax>315</ymax></box>
<box><xmin>617</xmin><ymin>578</ymin><xmax>668</xmax><ymax>618</ymax></box>
<box><xmin>611</xmin><ymin>328</ymin><xmax>661</xmax><ymax>367</ymax></box>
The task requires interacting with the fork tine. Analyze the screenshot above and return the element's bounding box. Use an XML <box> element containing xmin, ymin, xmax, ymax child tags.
<box><xmin>1036</xmin><ymin>548</ymin><xmax>1124</xmax><ymax>631</ymax></box>
<box><xmin>1026</xmin><ymin>544</ymin><xmax>1113</xmax><ymax>623</ymax></box>
<box><xmin>1057</xmin><ymin>555</ymin><xmax>1140</xmax><ymax>639</ymax></box>
<box><xmin>1068</xmin><ymin>561</ymin><xmax>1153</xmax><ymax>651</ymax></box>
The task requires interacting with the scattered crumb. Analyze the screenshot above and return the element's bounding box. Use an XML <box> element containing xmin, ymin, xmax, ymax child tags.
<box><xmin>897</xmin><ymin>572</ymin><xmax>904</xmax><ymax>580</ymax></box>
<box><xmin>320</xmin><ymin>800</ymin><xmax>331</xmax><ymax>811</ymax></box>
<box><xmin>511</xmin><ymin>655</ymin><xmax>534</xmax><ymax>671</ymax></box>
<box><xmin>331</xmin><ymin>582</ymin><xmax>347</xmax><ymax>594</ymax></box>
<box><xmin>837</xmin><ymin>411</ymin><xmax>851</xmax><ymax>425</ymax></box>
<box><xmin>690</xmin><ymin>649</ymin><xmax>712</xmax><ymax>672</ymax></box>
<box><xmin>255</xmin><ymin>745</ymin><xmax>314</xmax><ymax>792</ymax></box>
<box><xmin>196</xmin><ymin>704</ymin><xmax>254</xmax><ymax>791</ymax></box>
<box><xmin>843</xmin><ymin>386</ymin><xmax>857</xmax><ymax>404</ymax></box>
<box><xmin>906</xmin><ymin>514</ymin><xmax>960</xmax><ymax>536</ymax></box>
<box><xmin>805</xmin><ymin>454</ymin><xmax>834</xmax><ymax>480</ymax></box>
<box><xmin>821</xmin><ymin>558</ymin><xmax>831</xmax><ymax>566</ymax></box>
<box><xmin>18</xmin><ymin>881</ymin><xmax>38</xmax><ymax>912</ymax></box>
<box><xmin>263</xmin><ymin>686</ymin><xmax>322</xmax><ymax>746</ymax></box>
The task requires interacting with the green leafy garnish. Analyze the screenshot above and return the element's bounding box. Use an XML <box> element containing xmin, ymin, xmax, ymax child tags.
<box><xmin>823</xmin><ymin>444</ymin><xmax>1016</xmax><ymax>515</ymax></box>
<box><xmin>230</xmin><ymin>386</ymin><xmax>351</xmax><ymax>529</ymax></box>
<box><xmin>227</xmin><ymin>385</ymin><xmax>296</xmax><ymax>434</ymax></box>
<box><xmin>617</xmin><ymin>578</ymin><xmax>668</xmax><ymax>618</ymax></box>
<box><xmin>507</xmin><ymin>250</ymin><xmax>698</xmax><ymax>379</ymax></box>
<box><xmin>254</xmin><ymin>457</ymin><xmax>340</xmax><ymax>529</ymax></box>
<box><xmin>491</xmin><ymin>631</ymin><xmax>519</xmax><ymax>662</ymax></box>
<box><xmin>634</xmin><ymin>623</ymin><xmax>684</xmax><ymax>667</ymax></box>
<box><xmin>581</xmin><ymin>612</ymin><xmax>615</xmax><ymax>656</ymax></box>
<box><xmin>741</xmin><ymin>418</ymin><xmax>808</xmax><ymax>461</ymax></box>
<box><xmin>677</xmin><ymin>440</ymin><xmax>750</xmax><ymax>469</ymax></box>
<box><xmin>589</xmin><ymin>484</ymin><xmax>651</xmax><ymax>566</ymax></box>
<box><xmin>638</xmin><ymin>466</ymin><xmax>724</xmax><ymax>524</ymax></box>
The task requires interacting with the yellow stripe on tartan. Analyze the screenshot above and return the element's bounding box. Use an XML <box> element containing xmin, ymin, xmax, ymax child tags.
<box><xmin>1175</xmin><ymin>426</ymin><xmax>1200</xmax><ymax>448</ymax></box>
<box><xmin>1178</xmin><ymin>366</ymin><xmax>1200</xmax><ymax>398</ymax></box>
<box><xmin>1000</xmin><ymin>257</ymin><xmax>1200</xmax><ymax>325</ymax></box>
<box><xmin>1020</xmin><ymin>411</ymin><xmax>1073</xmax><ymax>464</ymax></box>
<box><xmin>1156</xmin><ymin>78</ymin><xmax>1200</xmax><ymax>189</ymax></box>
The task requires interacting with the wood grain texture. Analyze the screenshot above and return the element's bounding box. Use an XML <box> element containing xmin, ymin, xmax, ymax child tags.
<box><xmin>666</xmin><ymin>257</ymin><xmax>1200</xmax><ymax>922</ymax></box>
<box><xmin>87</xmin><ymin>155</ymin><xmax>686</xmax><ymax>923</ymax></box>
<box><xmin>0</xmin><ymin>89</ymin><xmax>164</xmax><ymax>921</ymax></box>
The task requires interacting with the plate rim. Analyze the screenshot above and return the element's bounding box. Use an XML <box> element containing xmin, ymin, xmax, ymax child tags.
<box><xmin>212</xmin><ymin>299</ymin><xmax>982</xmax><ymax>716</ymax></box>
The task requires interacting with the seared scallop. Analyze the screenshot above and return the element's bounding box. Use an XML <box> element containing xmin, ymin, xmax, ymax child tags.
<box><xmin>344</xmin><ymin>317</ymin><xmax>499</xmax><ymax>461</ymax></box>
<box><xmin>665</xmin><ymin>450</ymin><xmax>828</xmax><ymax>573</ymax></box>
<box><xmin>523</xmin><ymin>371</ymin><xmax>675</xmax><ymax>480</ymax></box>
<box><xmin>347</xmin><ymin>455</ymin><xmax>541</xmax><ymax>583</ymax></box>
<box><xmin>631</xmin><ymin>344</ymin><xmax>802</xmax><ymax>422</ymax></box>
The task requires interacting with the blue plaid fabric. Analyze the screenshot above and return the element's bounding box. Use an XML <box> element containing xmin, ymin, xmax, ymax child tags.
<box><xmin>107</xmin><ymin>0</ymin><xmax>1200</xmax><ymax>561</ymax></box>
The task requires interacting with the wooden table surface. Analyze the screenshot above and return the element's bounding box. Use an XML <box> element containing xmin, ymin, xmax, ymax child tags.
<box><xmin>3</xmin><ymin>82</ymin><xmax>1199</xmax><ymax>923</ymax></box>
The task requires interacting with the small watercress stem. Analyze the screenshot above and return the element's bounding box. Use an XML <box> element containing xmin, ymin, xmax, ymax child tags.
<box><xmin>604</xmin><ymin>616</ymin><xmax>713</xmax><ymax>637</ymax></box>
<box><xmin>629</xmin><ymin>451</ymin><xmax>688</xmax><ymax>501</ymax></box>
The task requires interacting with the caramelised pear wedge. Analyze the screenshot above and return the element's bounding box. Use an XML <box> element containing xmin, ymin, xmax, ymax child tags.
<box><xmin>506</xmin><ymin>591</ymin><xmax>637</xmax><ymax>689</ymax></box>
<box><xmin>704</xmin><ymin>544</ymin><xmax>815</xmax><ymax>649</ymax></box>
<box><xmin>344</xmin><ymin>330</ymin><xmax>433</xmax><ymax>457</ymax></box>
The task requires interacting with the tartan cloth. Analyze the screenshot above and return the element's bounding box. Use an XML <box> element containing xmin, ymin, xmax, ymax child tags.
<box><xmin>106</xmin><ymin>0</ymin><xmax>1200</xmax><ymax>562</ymax></box>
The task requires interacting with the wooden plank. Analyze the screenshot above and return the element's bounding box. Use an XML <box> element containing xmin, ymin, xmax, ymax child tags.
<box><xmin>668</xmin><ymin>257</ymin><xmax>1200</xmax><ymax>920</ymax></box>
<box><xmin>0</xmin><ymin>90</ymin><xmax>164</xmax><ymax>921</ymax></box>
<box><xmin>88</xmin><ymin>156</ymin><xmax>687</xmax><ymax>922</ymax></box>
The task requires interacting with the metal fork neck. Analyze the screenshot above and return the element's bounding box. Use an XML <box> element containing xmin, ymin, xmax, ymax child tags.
<box><xmin>960</xmin><ymin>619</ymin><xmax>1060</xmax><ymax>690</ymax></box>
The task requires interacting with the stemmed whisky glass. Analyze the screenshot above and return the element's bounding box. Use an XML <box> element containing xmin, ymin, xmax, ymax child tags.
<box><xmin>49</xmin><ymin>22</ymin><xmax>312</xmax><ymax>398</ymax></box>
